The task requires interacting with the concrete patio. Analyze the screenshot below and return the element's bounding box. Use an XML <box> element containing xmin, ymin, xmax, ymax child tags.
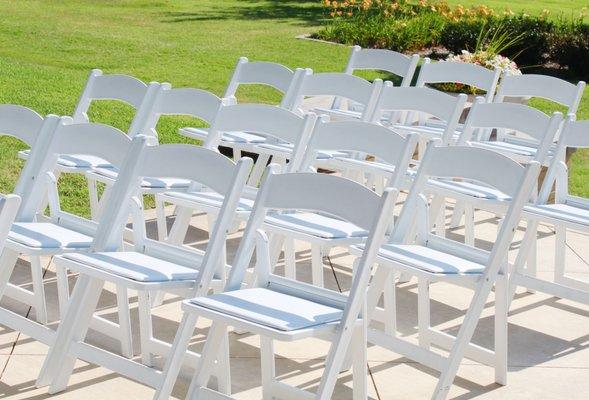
<box><xmin>0</xmin><ymin>204</ymin><xmax>587</xmax><ymax>399</ymax></box>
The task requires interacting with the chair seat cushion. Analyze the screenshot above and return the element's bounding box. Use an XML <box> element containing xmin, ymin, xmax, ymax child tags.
<box><xmin>18</xmin><ymin>149</ymin><xmax>114</xmax><ymax>169</ymax></box>
<box><xmin>190</xmin><ymin>288</ymin><xmax>343</xmax><ymax>331</ymax></box>
<box><xmin>93</xmin><ymin>167</ymin><xmax>191</xmax><ymax>189</ymax></box>
<box><xmin>62</xmin><ymin>252</ymin><xmax>198</xmax><ymax>282</ymax></box>
<box><xmin>524</xmin><ymin>203</ymin><xmax>589</xmax><ymax>227</ymax></box>
<box><xmin>265</xmin><ymin>212</ymin><xmax>367</xmax><ymax>239</ymax></box>
<box><xmin>9</xmin><ymin>223</ymin><xmax>93</xmax><ymax>249</ymax></box>
<box><xmin>256</xmin><ymin>143</ymin><xmax>346</xmax><ymax>160</ymax></box>
<box><xmin>371</xmin><ymin>243</ymin><xmax>486</xmax><ymax>275</ymax></box>
<box><xmin>428</xmin><ymin>179</ymin><xmax>511</xmax><ymax>201</ymax></box>
<box><xmin>181</xmin><ymin>127</ymin><xmax>267</xmax><ymax>144</ymax></box>
<box><xmin>161</xmin><ymin>191</ymin><xmax>254</xmax><ymax>212</ymax></box>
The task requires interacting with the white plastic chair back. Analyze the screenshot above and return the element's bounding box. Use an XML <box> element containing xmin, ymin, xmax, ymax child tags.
<box><xmin>416</xmin><ymin>59</ymin><xmax>501</xmax><ymax>102</ymax></box>
<box><xmin>224</xmin><ymin>57</ymin><xmax>299</xmax><ymax>108</ymax></box>
<box><xmin>345</xmin><ymin>45</ymin><xmax>419</xmax><ymax>87</ymax></box>
<box><xmin>495</xmin><ymin>74</ymin><xmax>586</xmax><ymax>114</ymax></box>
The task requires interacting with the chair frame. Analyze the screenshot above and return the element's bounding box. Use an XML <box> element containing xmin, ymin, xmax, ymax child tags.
<box><xmin>154</xmin><ymin>167</ymin><xmax>399</xmax><ymax>400</ymax></box>
<box><xmin>35</xmin><ymin>141</ymin><xmax>253</xmax><ymax>395</ymax></box>
<box><xmin>363</xmin><ymin>142</ymin><xmax>541</xmax><ymax>400</ymax></box>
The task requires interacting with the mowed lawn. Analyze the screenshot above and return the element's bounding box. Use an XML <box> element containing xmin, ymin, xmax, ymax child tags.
<box><xmin>0</xmin><ymin>0</ymin><xmax>586</xmax><ymax>216</ymax></box>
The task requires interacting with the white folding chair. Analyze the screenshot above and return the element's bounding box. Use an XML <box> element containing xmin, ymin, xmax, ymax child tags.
<box><xmin>372</xmin><ymin>83</ymin><xmax>467</xmax><ymax>146</ymax></box>
<box><xmin>290</xmin><ymin>69</ymin><xmax>383</xmax><ymax>122</ymax></box>
<box><xmin>510</xmin><ymin>117</ymin><xmax>589</xmax><ymax>306</ymax></box>
<box><xmin>494</xmin><ymin>73</ymin><xmax>586</xmax><ymax>116</ymax></box>
<box><xmin>86</xmin><ymin>84</ymin><xmax>225</xmax><ymax>223</ymax></box>
<box><xmin>330</xmin><ymin>45</ymin><xmax>420</xmax><ymax>118</ymax></box>
<box><xmin>35</xmin><ymin>140</ymin><xmax>253</xmax><ymax>395</ymax></box>
<box><xmin>160</xmin><ymin>104</ymin><xmax>316</xmax><ymax>246</ymax></box>
<box><xmin>0</xmin><ymin>117</ymin><xmax>138</xmax><ymax>356</ymax></box>
<box><xmin>359</xmin><ymin>143</ymin><xmax>540</xmax><ymax>400</ymax></box>
<box><xmin>180</xmin><ymin>57</ymin><xmax>304</xmax><ymax>154</ymax></box>
<box><xmin>437</xmin><ymin>101</ymin><xmax>563</xmax><ymax>246</ymax></box>
<box><xmin>417</xmin><ymin>59</ymin><xmax>501</xmax><ymax>103</ymax></box>
<box><xmin>265</xmin><ymin>117</ymin><xmax>418</xmax><ymax>287</ymax></box>
<box><xmin>154</xmin><ymin>169</ymin><xmax>399</xmax><ymax>400</ymax></box>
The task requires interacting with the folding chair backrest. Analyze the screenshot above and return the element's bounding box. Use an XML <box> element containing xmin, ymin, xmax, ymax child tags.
<box><xmin>539</xmin><ymin>117</ymin><xmax>589</xmax><ymax>203</ymax></box>
<box><xmin>495</xmin><ymin>74</ymin><xmax>586</xmax><ymax>114</ymax></box>
<box><xmin>460</xmin><ymin>101</ymin><xmax>563</xmax><ymax>161</ymax></box>
<box><xmin>19</xmin><ymin>118</ymin><xmax>133</xmax><ymax>222</ymax></box>
<box><xmin>0</xmin><ymin>194</ymin><xmax>20</xmax><ymax>254</ymax></box>
<box><xmin>373</xmin><ymin>83</ymin><xmax>467</xmax><ymax>144</ymax></box>
<box><xmin>345</xmin><ymin>45</ymin><xmax>419</xmax><ymax>87</ymax></box>
<box><xmin>289</xmin><ymin>70</ymin><xmax>383</xmax><ymax>120</ymax></box>
<box><xmin>72</xmin><ymin>69</ymin><xmax>150</xmax><ymax>124</ymax></box>
<box><xmin>224</xmin><ymin>57</ymin><xmax>298</xmax><ymax>108</ymax></box>
<box><xmin>227</xmin><ymin>169</ymin><xmax>398</xmax><ymax>291</ymax></box>
<box><xmin>300</xmin><ymin>117</ymin><xmax>418</xmax><ymax>187</ymax></box>
<box><xmin>416</xmin><ymin>59</ymin><xmax>501</xmax><ymax>102</ymax></box>
<box><xmin>394</xmin><ymin>143</ymin><xmax>541</xmax><ymax>262</ymax></box>
<box><xmin>93</xmin><ymin>140</ymin><xmax>253</xmax><ymax>285</ymax></box>
<box><xmin>134</xmin><ymin>83</ymin><xmax>225</xmax><ymax>142</ymax></box>
<box><xmin>0</xmin><ymin>105</ymin><xmax>44</xmax><ymax>147</ymax></box>
<box><xmin>205</xmin><ymin>104</ymin><xmax>316</xmax><ymax>169</ymax></box>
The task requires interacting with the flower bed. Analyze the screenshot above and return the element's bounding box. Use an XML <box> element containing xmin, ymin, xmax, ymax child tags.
<box><xmin>314</xmin><ymin>0</ymin><xmax>588</xmax><ymax>76</ymax></box>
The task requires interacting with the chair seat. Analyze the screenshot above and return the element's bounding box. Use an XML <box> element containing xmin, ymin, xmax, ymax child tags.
<box><xmin>190</xmin><ymin>287</ymin><xmax>343</xmax><ymax>331</ymax></box>
<box><xmin>161</xmin><ymin>191</ymin><xmax>254</xmax><ymax>212</ymax></box>
<box><xmin>428</xmin><ymin>178</ymin><xmax>512</xmax><ymax>201</ymax></box>
<box><xmin>524</xmin><ymin>203</ymin><xmax>589</xmax><ymax>227</ymax></box>
<box><xmin>62</xmin><ymin>252</ymin><xmax>198</xmax><ymax>282</ymax></box>
<box><xmin>390</xmin><ymin>124</ymin><xmax>461</xmax><ymax>142</ymax></box>
<box><xmin>18</xmin><ymin>149</ymin><xmax>114</xmax><ymax>169</ymax></box>
<box><xmin>8</xmin><ymin>223</ymin><xmax>93</xmax><ymax>249</ymax></box>
<box><xmin>265</xmin><ymin>212</ymin><xmax>368</xmax><ymax>239</ymax></box>
<box><xmin>373</xmin><ymin>243</ymin><xmax>486</xmax><ymax>275</ymax></box>
<box><xmin>181</xmin><ymin>127</ymin><xmax>267</xmax><ymax>144</ymax></box>
<box><xmin>92</xmin><ymin>167</ymin><xmax>191</xmax><ymax>189</ymax></box>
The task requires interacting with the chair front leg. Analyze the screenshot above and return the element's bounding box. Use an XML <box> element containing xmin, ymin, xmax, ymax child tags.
<box><xmin>260</xmin><ymin>336</ymin><xmax>275</xmax><ymax>399</ymax></box>
<box><xmin>138</xmin><ymin>290</ymin><xmax>154</xmax><ymax>366</ymax></box>
<box><xmin>36</xmin><ymin>275</ymin><xmax>105</xmax><ymax>393</ymax></box>
<box><xmin>30</xmin><ymin>256</ymin><xmax>48</xmax><ymax>324</ymax></box>
<box><xmin>554</xmin><ymin>224</ymin><xmax>566</xmax><ymax>285</ymax></box>
<box><xmin>116</xmin><ymin>285</ymin><xmax>134</xmax><ymax>358</ymax></box>
<box><xmin>283</xmin><ymin>238</ymin><xmax>296</xmax><ymax>280</ymax></box>
<box><xmin>153</xmin><ymin>312</ymin><xmax>198</xmax><ymax>400</ymax></box>
<box><xmin>55</xmin><ymin>263</ymin><xmax>70</xmax><ymax>317</ymax></box>
<box><xmin>166</xmin><ymin>206</ymin><xmax>194</xmax><ymax>245</ymax></box>
<box><xmin>352</xmin><ymin>317</ymin><xmax>368</xmax><ymax>400</ymax></box>
<box><xmin>449</xmin><ymin>201</ymin><xmax>465</xmax><ymax>229</ymax></box>
<box><xmin>311</xmin><ymin>244</ymin><xmax>324</xmax><ymax>287</ymax></box>
<box><xmin>87</xmin><ymin>176</ymin><xmax>100</xmax><ymax>221</ymax></box>
<box><xmin>418</xmin><ymin>278</ymin><xmax>431</xmax><ymax>349</ymax></box>
<box><xmin>154</xmin><ymin>195</ymin><xmax>168</xmax><ymax>242</ymax></box>
<box><xmin>494</xmin><ymin>272</ymin><xmax>508</xmax><ymax>385</ymax></box>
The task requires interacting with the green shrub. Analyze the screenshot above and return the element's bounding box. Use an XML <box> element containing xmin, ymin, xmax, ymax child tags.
<box><xmin>550</xmin><ymin>21</ymin><xmax>589</xmax><ymax>76</ymax></box>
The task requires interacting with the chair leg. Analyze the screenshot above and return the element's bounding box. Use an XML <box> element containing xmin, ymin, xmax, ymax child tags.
<box><xmin>0</xmin><ymin>249</ymin><xmax>20</xmax><ymax>299</ymax></box>
<box><xmin>464</xmin><ymin>203</ymin><xmax>475</xmax><ymax>246</ymax></box>
<box><xmin>418</xmin><ymin>278</ymin><xmax>431</xmax><ymax>349</ymax></box>
<box><xmin>155</xmin><ymin>195</ymin><xmax>168</xmax><ymax>242</ymax></box>
<box><xmin>87</xmin><ymin>177</ymin><xmax>100</xmax><ymax>221</ymax></box>
<box><xmin>185</xmin><ymin>321</ymin><xmax>230</xmax><ymax>399</ymax></box>
<box><xmin>554</xmin><ymin>225</ymin><xmax>566</xmax><ymax>285</ymax></box>
<box><xmin>36</xmin><ymin>275</ymin><xmax>104</xmax><ymax>392</ymax></box>
<box><xmin>311</xmin><ymin>244</ymin><xmax>324</xmax><ymax>287</ymax></box>
<box><xmin>137</xmin><ymin>290</ymin><xmax>154</xmax><ymax>366</ymax></box>
<box><xmin>55</xmin><ymin>263</ymin><xmax>70</xmax><ymax>317</ymax></box>
<box><xmin>30</xmin><ymin>256</ymin><xmax>48</xmax><ymax>324</ymax></box>
<box><xmin>352</xmin><ymin>319</ymin><xmax>368</xmax><ymax>400</ymax></box>
<box><xmin>508</xmin><ymin>220</ymin><xmax>538</xmax><ymax>305</ymax></box>
<box><xmin>166</xmin><ymin>207</ymin><xmax>194</xmax><ymax>245</ymax></box>
<box><xmin>115</xmin><ymin>285</ymin><xmax>134</xmax><ymax>358</ymax></box>
<box><xmin>383</xmin><ymin>271</ymin><xmax>397</xmax><ymax>336</ymax></box>
<box><xmin>494</xmin><ymin>272</ymin><xmax>508</xmax><ymax>385</ymax></box>
<box><xmin>284</xmin><ymin>238</ymin><xmax>296</xmax><ymax>280</ymax></box>
<box><xmin>449</xmin><ymin>201</ymin><xmax>465</xmax><ymax>229</ymax></box>
<box><xmin>153</xmin><ymin>313</ymin><xmax>198</xmax><ymax>400</ymax></box>
<box><xmin>260</xmin><ymin>336</ymin><xmax>275</xmax><ymax>399</ymax></box>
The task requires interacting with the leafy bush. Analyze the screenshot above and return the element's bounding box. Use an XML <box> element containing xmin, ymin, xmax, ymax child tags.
<box><xmin>550</xmin><ymin>21</ymin><xmax>589</xmax><ymax>76</ymax></box>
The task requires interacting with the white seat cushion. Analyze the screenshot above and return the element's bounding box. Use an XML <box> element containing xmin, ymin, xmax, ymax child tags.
<box><xmin>524</xmin><ymin>203</ymin><xmax>589</xmax><ymax>227</ymax></box>
<box><xmin>372</xmin><ymin>243</ymin><xmax>485</xmax><ymax>274</ymax></box>
<box><xmin>161</xmin><ymin>191</ymin><xmax>254</xmax><ymax>212</ymax></box>
<box><xmin>265</xmin><ymin>212</ymin><xmax>367</xmax><ymax>239</ymax></box>
<box><xmin>471</xmin><ymin>141</ymin><xmax>537</xmax><ymax>158</ymax></box>
<box><xmin>428</xmin><ymin>179</ymin><xmax>511</xmax><ymax>201</ymax></box>
<box><xmin>190</xmin><ymin>288</ymin><xmax>343</xmax><ymax>331</ymax></box>
<box><xmin>93</xmin><ymin>167</ymin><xmax>191</xmax><ymax>189</ymax></box>
<box><xmin>181</xmin><ymin>127</ymin><xmax>267</xmax><ymax>144</ymax></box>
<box><xmin>18</xmin><ymin>149</ymin><xmax>114</xmax><ymax>169</ymax></box>
<box><xmin>9</xmin><ymin>223</ymin><xmax>93</xmax><ymax>249</ymax></box>
<box><xmin>62</xmin><ymin>252</ymin><xmax>198</xmax><ymax>282</ymax></box>
<box><xmin>256</xmin><ymin>143</ymin><xmax>346</xmax><ymax>160</ymax></box>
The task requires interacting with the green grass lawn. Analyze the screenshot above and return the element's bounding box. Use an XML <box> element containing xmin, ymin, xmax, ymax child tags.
<box><xmin>0</xmin><ymin>0</ymin><xmax>586</xmax><ymax>216</ymax></box>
